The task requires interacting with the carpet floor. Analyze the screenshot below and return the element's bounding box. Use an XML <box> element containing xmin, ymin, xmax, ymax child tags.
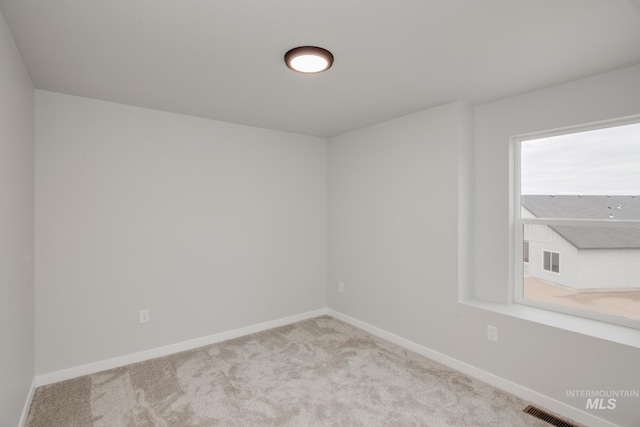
<box><xmin>26</xmin><ymin>316</ymin><xmax>558</xmax><ymax>426</ymax></box>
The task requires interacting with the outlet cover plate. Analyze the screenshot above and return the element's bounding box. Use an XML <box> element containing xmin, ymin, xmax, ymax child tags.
<box><xmin>139</xmin><ymin>309</ymin><xmax>150</xmax><ymax>324</ymax></box>
<box><xmin>487</xmin><ymin>325</ymin><xmax>498</xmax><ymax>342</ymax></box>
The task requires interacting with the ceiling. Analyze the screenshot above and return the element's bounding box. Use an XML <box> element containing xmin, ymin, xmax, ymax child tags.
<box><xmin>1</xmin><ymin>0</ymin><xmax>639</xmax><ymax>137</ymax></box>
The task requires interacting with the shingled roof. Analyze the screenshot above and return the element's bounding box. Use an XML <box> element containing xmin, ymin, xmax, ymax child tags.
<box><xmin>521</xmin><ymin>195</ymin><xmax>640</xmax><ymax>249</ymax></box>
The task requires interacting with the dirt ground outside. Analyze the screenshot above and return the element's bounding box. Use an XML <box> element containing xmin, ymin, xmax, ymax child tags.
<box><xmin>524</xmin><ymin>277</ymin><xmax>640</xmax><ymax>321</ymax></box>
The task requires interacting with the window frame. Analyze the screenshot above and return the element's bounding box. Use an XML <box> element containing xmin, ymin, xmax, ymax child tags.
<box><xmin>542</xmin><ymin>250</ymin><xmax>560</xmax><ymax>274</ymax></box>
<box><xmin>512</xmin><ymin>115</ymin><xmax>640</xmax><ymax>330</ymax></box>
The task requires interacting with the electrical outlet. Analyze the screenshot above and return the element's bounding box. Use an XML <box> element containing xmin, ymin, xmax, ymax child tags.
<box><xmin>139</xmin><ymin>309</ymin><xmax>150</xmax><ymax>324</ymax></box>
<box><xmin>487</xmin><ymin>325</ymin><xmax>498</xmax><ymax>342</ymax></box>
<box><xmin>338</xmin><ymin>282</ymin><xmax>344</xmax><ymax>293</ymax></box>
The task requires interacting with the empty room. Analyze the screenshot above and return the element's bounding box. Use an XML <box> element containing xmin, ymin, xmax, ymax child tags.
<box><xmin>2</xmin><ymin>1</ymin><xmax>640</xmax><ymax>426</ymax></box>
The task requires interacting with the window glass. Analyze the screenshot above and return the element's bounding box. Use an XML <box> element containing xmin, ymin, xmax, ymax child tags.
<box><xmin>541</xmin><ymin>251</ymin><xmax>560</xmax><ymax>273</ymax></box>
<box><xmin>517</xmin><ymin>120</ymin><xmax>640</xmax><ymax>326</ymax></box>
<box><xmin>551</xmin><ymin>252</ymin><xmax>559</xmax><ymax>273</ymax></box>
<box><xmin>543</xmin><ymin>251</ymin><xmax>550</xmax><ymax>271</ymax></box>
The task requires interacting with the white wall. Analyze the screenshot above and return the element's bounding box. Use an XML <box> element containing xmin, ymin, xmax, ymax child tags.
<box><xmin>35</xmin><ymin>91</ymin><xmax>327</xmax><ymax>374</ymax></box>
<box><xmin>328</xmin><ymin>101</ymin><xmax>473</xmax><ymax>344</ymax></box>
<box><xmin>328</xmin><ymin>69</ymin><xmax>640</xmax><ymax>425</ymax></box>
<box><xmin>576</xmin><ymin>249</ymin><xmax>640</xmax><ymax>289</ymax></box>
<box><xmin>0</xmin><ymin>9</ymin><xmax>35</xmax><ymax>427</ymax></box>
<box><xmin>472</xmin><ymin>64</ymin><xmax>640</xmax><ymax>425</ymax></box>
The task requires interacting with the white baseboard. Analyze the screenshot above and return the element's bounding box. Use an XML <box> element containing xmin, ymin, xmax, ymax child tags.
<box><xmin>36</xmin><ymin>308</ymin><xmax>327</xmax><ymax>387</ymax></box>
<box><xmin>19</xmin><ymin>377</ymin><xmax>37</xmax><ymax>427</ymax></box>
<box><xmin>31</xmin><ymin>306</ymin><xmax>618</xmax><ymax>427</ymax></box>
<box><xmin>327</xmin><ymin>309</ymin><xmax>618</xmax><ymax>427</ymax></box>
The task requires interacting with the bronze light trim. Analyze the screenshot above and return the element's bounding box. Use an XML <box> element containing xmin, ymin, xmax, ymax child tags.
<box><xmin>284</xmin><ymin>46</ymin><xmax>334</xmax><ymax>74</ymax></box>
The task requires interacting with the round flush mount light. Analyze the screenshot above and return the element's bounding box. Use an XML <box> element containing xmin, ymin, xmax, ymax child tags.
<box><xmin>284</xmin><ymin>46</ymin><xmax>334</xmax><ymax>73</ymax></box>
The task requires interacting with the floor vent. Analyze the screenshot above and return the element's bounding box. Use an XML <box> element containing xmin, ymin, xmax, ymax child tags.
<box><xmin>523</xmin><ymin>405</ymin><xmax>578</xmax><ymax>427</ymax></box>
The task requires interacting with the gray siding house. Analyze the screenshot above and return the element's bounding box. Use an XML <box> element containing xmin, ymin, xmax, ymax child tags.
<box><xmin>521</xmin><ymin>195</ymin><xmax>640</xmax><ymax>290</ymax></box>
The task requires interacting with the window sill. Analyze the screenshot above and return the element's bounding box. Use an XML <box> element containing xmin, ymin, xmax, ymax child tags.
<box><xmin>459</xmin><ymin>298</ymin><xmax>640</xmax><ymax>349</ymax></box>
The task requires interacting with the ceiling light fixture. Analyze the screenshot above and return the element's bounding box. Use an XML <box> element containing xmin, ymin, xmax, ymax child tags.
<box><xmin>284</xmin><ymin>46</ymin><xmax>334</xmax><ymax>74</ymax></box>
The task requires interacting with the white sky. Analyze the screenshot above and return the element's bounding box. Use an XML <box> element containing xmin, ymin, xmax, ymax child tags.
<box><xmin>521</xmin><ymin>122</ymin><xmax>640</xmax><ymax>195</ymax></box>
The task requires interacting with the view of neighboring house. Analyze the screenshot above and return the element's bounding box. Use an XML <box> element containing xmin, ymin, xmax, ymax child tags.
<box><xmin>521</xmin><ymin>195</ymin><xmax>640</xmax><ymax>290</ymax></box>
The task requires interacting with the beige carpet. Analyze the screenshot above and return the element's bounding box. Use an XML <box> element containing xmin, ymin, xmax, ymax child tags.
<box><xmin>26</xmin><ymin>316</ymin><xmax>557</xmax><ymax>426</ymax></box>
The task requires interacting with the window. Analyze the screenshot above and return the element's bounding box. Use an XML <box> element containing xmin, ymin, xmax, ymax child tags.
<box><xmin>514</xmin><ymin>117</ymin><xmax>640</xmax><ymax>329</ymax></box>
<box><xmin>542</xmin><ymin>250</ymin><xmax>559</xmax><ymax>273</ymax></box>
